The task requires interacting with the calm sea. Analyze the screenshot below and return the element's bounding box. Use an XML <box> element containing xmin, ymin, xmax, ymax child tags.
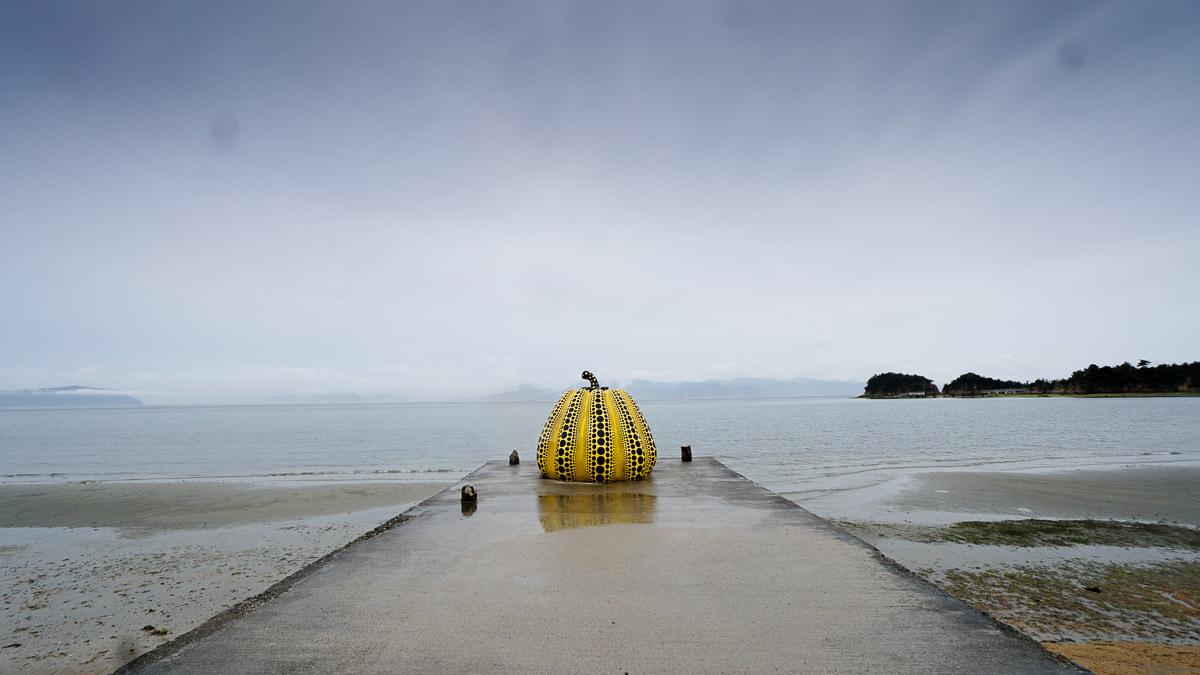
<box><xmin>2</xmin><ymin>397</ymin><xmax>1198</xmax><ymax>506</ymax></box>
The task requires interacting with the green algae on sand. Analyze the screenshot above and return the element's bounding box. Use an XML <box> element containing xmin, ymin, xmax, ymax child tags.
<box><xmin>918</xmin><ymin>519</ymin><xmax>1200</xmax><ymax>549</ymax></box>
<box><xmin>926</xmin><ymin>560</ymin><xmax>1200</xmax><ymax>644</ymax></box>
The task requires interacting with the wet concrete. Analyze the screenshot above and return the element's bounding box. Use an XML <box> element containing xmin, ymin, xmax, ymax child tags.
<box><xmin>121</xmin><ymin>458</ymin><xmax>1085</xmax><ymax>673</ymax></box>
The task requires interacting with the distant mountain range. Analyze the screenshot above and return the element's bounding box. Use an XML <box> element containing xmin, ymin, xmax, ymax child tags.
<box><xmin>1</xmin><ymin>379</ymin><xmax>863</xmax><ymax>408</ymax></box>
<box><xmin>0</xmin><ymin>386</ymin><xmax>144</xmax><ymax>408</ymax></box>
<box><xmin>485</xmin><ymin>377</ymin><xmax>865</xmax><ymax>401</ymax></box>
<box><xmin>483</xmin><ymin>384</ymin><xmax>562</xmax><ymax>401</ymax></box>
<box><xmin>269</xmin><ymin>393</ymin><xmax>405</xmax><ymax>404</ymax></box>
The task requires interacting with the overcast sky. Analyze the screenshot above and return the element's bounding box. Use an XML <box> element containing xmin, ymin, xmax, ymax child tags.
<box><xmin>2</xmin><ymin>1</ymin><xmax>1198</xmax><ymax>403</ymax></box>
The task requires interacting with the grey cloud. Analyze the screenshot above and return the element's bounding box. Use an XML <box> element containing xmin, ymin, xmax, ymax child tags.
<box><xmin>2</xmin><ymin>1</ymin><xmax>1198</xmax><ymax>400</ymax></box>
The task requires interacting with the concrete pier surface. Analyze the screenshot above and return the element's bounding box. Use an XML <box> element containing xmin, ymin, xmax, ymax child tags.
<box><xmin>122</xmin><ymin>458</ymin><xmax>1084</xmax><ymax>673</ymax></box>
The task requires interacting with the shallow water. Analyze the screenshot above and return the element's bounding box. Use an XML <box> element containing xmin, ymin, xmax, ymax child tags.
<box><xmin>2</xmin><ymin>397</ymin><xmax>1198</xmax><ymax>510</ymax></box>
<box><xmin>647</xmin><ymin>397</ymin><xmax>1200</xmax><ymax>498</ymax></box>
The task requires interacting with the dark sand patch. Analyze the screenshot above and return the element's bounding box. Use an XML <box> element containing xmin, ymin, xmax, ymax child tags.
<box><xmin>925</xmin><ymin>519</ymin><xmax>1200</xmax><ymax>548</ymax></box>
<box><xmin>846</xmin><ymin>519</ymin><xmax>1200</xmax><ymax>549</ymax></box>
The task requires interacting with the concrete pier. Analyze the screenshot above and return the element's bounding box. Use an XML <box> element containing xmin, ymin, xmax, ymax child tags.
<box><xmin>122</xmin><ymin>458</ymin><xmax>1084</xmax><ymax>673</ymax></box>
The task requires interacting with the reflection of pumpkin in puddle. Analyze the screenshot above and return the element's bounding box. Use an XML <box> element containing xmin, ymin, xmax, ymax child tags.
<box><xmin>538</xmin><ymin>493</ymin><xmax>656</xmax><ymax>532</ymax></box>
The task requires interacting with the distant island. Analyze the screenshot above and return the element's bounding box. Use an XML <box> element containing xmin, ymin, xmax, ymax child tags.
<box><xmin>862</xmin><ymin>361</ymin><xmax>1200</xmax><ymax>398</ymax></box>
<box><xmin>861</xmin><ymin>373</ymin><xmax>941</xmax><ymax>398</ymax></box>
<box><xmin>0</xmin><ymin>386</ymin><xmax>144</xmax><ymax>408</ymax></box>
<box><xmin>1027</xmin><ymin>361</ymin><xmax>1200</xmax><ymax>396</ymax></box>
<box><xmin>942</xmin><ymin>373</ymin><xmax>1027</xmax><ymax>397</ymax></box>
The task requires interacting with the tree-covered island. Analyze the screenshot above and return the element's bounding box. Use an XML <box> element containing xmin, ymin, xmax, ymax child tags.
<box><xmin>861</xmin><ymin>372</ymin><xmax>940</xmax><ymax>398</ymax></box>
<box><xmin>861</xmin><ymin>361</ymin><xmax>1199</xmax><ymax>398</ymax></box>
<box><xmin>1028</xmin><ymin>361</ymin><xmax>1200</xmax><ymax>395</ymax></box>
<box><xmin>943</xmin><ymin>373</ymin><xmax>1027</xmax><ymax>397</ymax></box>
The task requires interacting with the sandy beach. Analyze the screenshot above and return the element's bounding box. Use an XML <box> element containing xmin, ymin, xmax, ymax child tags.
<box><xmin>4</xmin><ymin>464</ymin><xmax>1199</xmax><ymax>674</ymax></box>
<box><xmin>0</xmin><ymin>481</ymin><xmax>447</xmax><ymax>674</ymax></box>
<box><xmin>837</xmin><ymin>465</ymin><xmax>1200</xmax><ymax>674</ymax></box>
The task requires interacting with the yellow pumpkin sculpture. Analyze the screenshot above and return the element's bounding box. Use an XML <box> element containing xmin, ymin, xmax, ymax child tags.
<box><xmin>537</xmin><ymin>371</ymin><xmax>657</xmax><ymax>482</ymax></box>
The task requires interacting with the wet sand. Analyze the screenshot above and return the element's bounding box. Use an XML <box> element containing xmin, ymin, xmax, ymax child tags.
<box><xmin>0</xmin><ymin>481</ymin><xmax>447</xmax><ymax>673</ymax></box>
<box><xmin>837</xmin><ymin>465</ymin><xmax>1200</xmax><ymax>674</ymax></box>
<box><xmin>0</xmin><ymin>481</ymin><xmax>448</xmax><ymax>530</ymax></box>
<box><xmin>1044</xmin><ymin>642</ymin><xmax>1200</xmax><ymax>675</ymax></box>
<box><xmin>886</xmin><ymin>465</ymin><xmax>1200</xmax><ymax>525</ymax></box>
<box><xmin>5</xmin><ymin>465</ymin><xmax>1198</xmax><ymax>672</ymax></box>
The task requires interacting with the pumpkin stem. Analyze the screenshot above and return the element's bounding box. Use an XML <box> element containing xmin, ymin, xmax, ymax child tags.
<box><xmin>581</xmin><ymin>370</ymin><xmax>599</xmax><ymax>390</ymax></box>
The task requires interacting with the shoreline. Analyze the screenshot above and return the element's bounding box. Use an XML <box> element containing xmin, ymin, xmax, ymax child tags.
<box><xmin>827</xmin><ymin>465</ymin><xmax>1200</xmax><ymax>674</ymax></box>
<box><xmin>788</xmin><ymin>459</ymin><xmax>1200</xmax><ymax>528</ymax></box>
<box><xmin>0</xmin><ymin>480</ymin><xmax>451</xmax><ymax>530</ymax></box>
<box><xmin>884</xmin><ymin>465</ymin><xmax>1200</xmax><ymax>525</ymax></box>
<box><xmin>863</xmin><ymin>392</ymin><xmax>1200</xmax><ymax>399</ymax></box>
<box><xmin>5</xmin><ymin>464</ymin><xmax>1199</xmax><ymax>673</ymax></box>
<box><xmin>0</xmin><ymin>481</ymin><xmax>448</xmax><ymax>673</ymax></box>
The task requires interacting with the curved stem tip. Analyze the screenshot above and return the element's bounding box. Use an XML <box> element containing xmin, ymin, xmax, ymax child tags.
<box><xmin>581</xmin><ymin>370</ymin><xmax>599</xmax><ymax>390</ymax></box>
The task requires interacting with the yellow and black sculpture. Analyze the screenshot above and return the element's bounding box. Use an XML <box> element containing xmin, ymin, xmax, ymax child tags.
<box><xmin>537</xmin><ymin>371</ymin><xmax>657</xmax><ymax>482</ymax></box>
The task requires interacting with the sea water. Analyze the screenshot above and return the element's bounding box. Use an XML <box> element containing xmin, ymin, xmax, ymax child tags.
<box><xmin>2</xmin><ymin>397</ymin><xmax>1198</xmax><ymax>504</ymax></box>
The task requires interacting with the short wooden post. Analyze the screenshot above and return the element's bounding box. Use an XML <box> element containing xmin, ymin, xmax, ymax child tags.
<box><xmin>461</xmin><ymin>485</ymin><xmax>477</xmax><ymax>502</ymax></box>
<box><xmin>509</xmin><ymin>450</ymin><xmax>520</xmax><ymax>465</ymax></box>
<box><xmin>681</xmin><ymin>445</ymin><xmax>692</xmax><ymax>462</ymax></box>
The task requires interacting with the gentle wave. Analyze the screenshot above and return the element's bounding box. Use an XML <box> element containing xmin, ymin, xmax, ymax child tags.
<box><xmin>0</xmin><ymin>469</ymin><xmax>472</xmax><ymax>485</ymax></box>
<box><xmin>2</xmin><ymin>397</ymin><xmax>1199</xmax><ymax>495</ymax></box>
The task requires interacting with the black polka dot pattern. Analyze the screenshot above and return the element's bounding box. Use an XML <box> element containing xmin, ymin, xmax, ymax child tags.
<box><xmin>535</xmin><ymin>371</ymin><xmax>657</xmax><ymax>482</ymax></box>
<box><xmin>554</xmin><ymin>390</ymin><xmax>586</xmax><ymax>480</ymax></box>
<box><xmin>536</xmin><ymin>389</ymin><xmax>575</xmax><ymax>479</ymax></box>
